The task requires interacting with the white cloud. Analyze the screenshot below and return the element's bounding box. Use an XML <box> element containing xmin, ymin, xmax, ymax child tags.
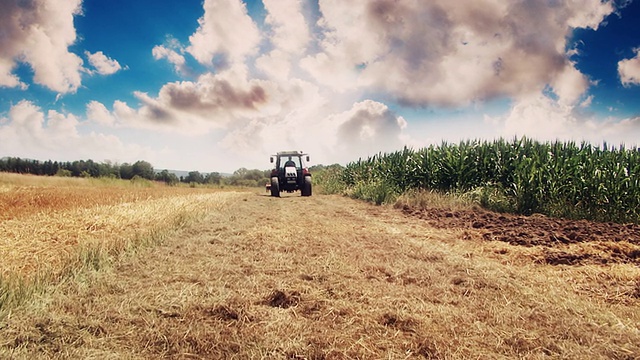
<box><xmin>496</xmin><ymin>93</ymin><xmax>640</xmax><ymax>147</ymax></box>
<box><xmin>186</xmin><ymin>0</ymin><xmax>261</xmax><ymax>66</ymax></box>
<box><xmin>299</xmin><ymin>52</ymin><xmax>360</xmax><ymax>93</ymax></box>
<box><xmin>580</xmin><ymin>95</ymin><xmax>594</xmax><ymax>108</ymax></box>
<box><xmin>332</xmin><ymin>100</ymin><xmax>408</xmax><ymax>158</ymax></box>
<box><xmin>152</xmin><ymin>45</ymin><xmax>188</xmax><ymax>75</ymax></box>
<box><xmin>0</xmin><ymin>101</ymin><xmax>153</xmax><ymax>163</ymax></box>
<box><xmin>85</xmin><ymin>51</ymin><xmax>122</xmax><ymax>76</ymax></box>
<box><xmin>255</xmin><ymin>49</ymin><xmax>292</xmax><ymax>80</ymax></box>
<box><xmin>262</xmin><ymin>0</ymin><xmax>310</xmax><ymax>55</ymax></box>
<box><xmin>86</xmin><ymin>100</ymin><xmax>117</xmax><ymax>126</ymax></box>
<box><xmin>566</xmin><ymin>0</ymin><xmax>615</xmax><ymax>30</ymax></box>
<box><xmin>551</xmin><ymin>63</ymin><xmax>590</xmax><ymax>106</ymax></box>
<box><xmin>618</xmin><ymin>49</ymin><xmax>640</xmax><ymax>87</ymax></box>
<box><xmin>0</xmin><ymin>0</ymin><xmax>84</xmax><ymax>93</ymax></box>
<box><xmin>301</xmin><ymin>0</ymin><xmax>614</xmax><ymax>106</ymax></box>
<box><xmin>218</xmin><ymin>78</ymin><xmax>328</xmax><ymax>154</ymax></box>
<box><xmin>590</xmin><ymin>117</ymin><xmax>640</xmax><ymax>146</ymax></box>
<box><xmin>103</xmin><ymin>64</ymin><xmax>296</xmax><ymax>135</ymax></box>
<box><xmin>256</xmin><ymin>0</ymin><xmax>311</xmax><ymax>80</ymax></box>
<box><xmin>0</xmin><ymin>57</ymin><xmax>28</xmax><ymax>89</ymax></box>
<box><xmin>502</xmin><ymin>94</ymin><xmax>577</xmax><ymax>140</ymax></box>
<box><xmin>219</xmin><ymin>98</ymin><xmax>409</xmax><ymax>166</ymax></box>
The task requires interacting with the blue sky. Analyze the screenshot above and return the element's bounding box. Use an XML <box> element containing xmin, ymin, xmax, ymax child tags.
<box><xmin>1</xmin><ymin>0</ymin><xmax>640</xmax><ymax>173</ymax></box>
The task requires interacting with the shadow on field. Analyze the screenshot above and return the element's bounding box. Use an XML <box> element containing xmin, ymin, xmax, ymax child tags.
<box><xmin>257</xmin><ymin>193</ymin><xmax>310</xmax><ymax>200</ymax></box>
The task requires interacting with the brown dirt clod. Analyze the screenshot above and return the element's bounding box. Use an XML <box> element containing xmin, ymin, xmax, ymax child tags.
<box><xmin>264</xmin><ymin>290</ymin><xmax>301</xmax><ymax>309</ymax></box>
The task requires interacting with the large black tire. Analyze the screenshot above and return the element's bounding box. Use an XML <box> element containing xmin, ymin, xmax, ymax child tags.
<box><xmin>270</xmin><ymin>177</ymin><xmax>280</xmax><ymax>197</ymax></box>
<box><xmin>301</xmin><ymin>176</ymin><xmax>312</xmax><ymax>197</ymax></box>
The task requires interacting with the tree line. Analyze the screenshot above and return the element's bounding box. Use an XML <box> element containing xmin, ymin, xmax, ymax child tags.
<box><xmin>0</xmin><ymin>157</ymin><xmax>271</xmax><ymax>187</ymax></box>
<box><xmin>0</xmin><ymin>157</ymin><xmax>152</xmax><ymax>179</ymax></box>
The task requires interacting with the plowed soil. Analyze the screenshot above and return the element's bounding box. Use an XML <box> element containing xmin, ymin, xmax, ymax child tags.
<box><xmin>1</xmin><ymin>191</ymin><xmax>639</xmax><ymax>359</ymax></box>
<box><xmin>399</xmin><ymin>205</ymin><xmax>640</xmax><ymax>266</ymax></box>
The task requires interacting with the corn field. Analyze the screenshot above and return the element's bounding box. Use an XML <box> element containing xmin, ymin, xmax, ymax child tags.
<box><xmin>340</xmin><ymin>138</ymin><xmax>640</xmax><ymax>223</ymax></box>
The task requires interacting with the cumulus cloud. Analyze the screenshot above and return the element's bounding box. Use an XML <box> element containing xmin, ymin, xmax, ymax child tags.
<box><xmin>219</xmin><ymin>99</ymin><xmax>409</xmax><ymax>165</ymax></box>
<box><xmin>551</xmin><ymin>63</ymin><xmax>590</xmax><ymax>106</ymax></box>
<box><xmin>187</xmin><ymin>0</ymin><xmax>260</xmax><ymax>66</ymax></box>
<box><xmin>302</xmin><ymin>0</ymin><xmax>614</xmax><ymax>106</ymax></box>
<box><xmin>103</xmin><ymin>64</ymin><xmax>292</xmax><ymax>134</ymax></box>
<box><xmin>263</xmin><ymin>0</ymin><xmax>309</xmax><ymax>58</ymax></box>
<box><xmin>219</xmin><ymin>79</ymin><xmax>328</xmax><ymax>156</ymax></box>
<box><xmin>501</xmin><ymin>94</ymin><xmax>578</xmax><ymax>140</ymax></box>
<box><xmin>0</xmin><ymin>100</ymin><xmax>153</xmax><ymax>162</ymax></box>
<box><xmin>256</xmin><ymin>0</ymin><xmax>310</xmax><ymax>80</ymax></box>
<box><xmin>495</xmin><ymin>93</ymin><xmax>640</xmax><ymax>146</ymax></box>
<box><xmin>255</xmin><ymin>49</ymin><xmax>293</xmax><ymax>80</ymax></box>
<box><xmin>0</xmin><ymin>0</ymin><xmax>84</xmax><ymax>93</ymax></box>
<box><xmin>332</xmin><ymin>100</ymin><xmax>408</xmax><ymax>157</ymax></box>
<box><xmin>85</xmin><ymin>51</ymin><xmax>122</xmax><ymax>75</ymax></box>
<box><xmin>618</xmin><ymin>49</ymin><xmax>640</xmax><ymax>87</ymax></box>
<box><xmin>263</xmin><ymin>0</ymin><xmax>310</xmax><ymax>55</ymax></box>
<box><xmin>0</xmin><ymin>58</ymin><xmax>28</xmax><ymax>89</ymax></box>
<box><xmin>591</xmin><ymin>116</ymin><xmax>640</xmax><ymax>146</ymax></box>
<box><xmin>86</xmin><ymin>100</ymin><xmax>117</xmax><ymax>126</ymax></box>
<box><xmin>153</xmin><ymin>45</ymin><xmax>188</xmax><ymax>75</ymax></box>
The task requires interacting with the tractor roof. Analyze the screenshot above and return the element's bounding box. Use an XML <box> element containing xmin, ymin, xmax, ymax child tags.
<box><xmin>275</xmin><ymin>151</ymin><xmax>307</xmax><ymax>156</ymax></box>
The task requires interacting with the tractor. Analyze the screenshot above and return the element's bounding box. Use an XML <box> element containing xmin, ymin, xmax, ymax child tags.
<box><xmin>269</xmin><ymin>151</ymin><xmax>312</xmax><ymax>197</ymax></box>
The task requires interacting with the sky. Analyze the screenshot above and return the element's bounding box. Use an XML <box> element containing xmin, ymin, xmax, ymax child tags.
<box><xmin>1</xmin><ymin>0</ymin><xmax>640</xmax><ymax>173</ymax></box>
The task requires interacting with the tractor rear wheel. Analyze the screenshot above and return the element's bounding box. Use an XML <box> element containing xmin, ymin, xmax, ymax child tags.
<box><xmin>301</xmin><ymin>176</ymin><xmax>312</xmax><ymax>197</ymax></box>
<box><xmin>270</xmin><ymin>177</ymin><xmax>280</xmax><ymax>197</ymax></box>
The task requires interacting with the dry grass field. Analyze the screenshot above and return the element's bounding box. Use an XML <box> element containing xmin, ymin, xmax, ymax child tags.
<box><xmin>1</xmin><ymin>173</ymin><xmax>639</xmax><ymax>359</ymax></box>
<box><xmin>0</xmin><ymin>173</ymin><xmax>237</xmax><ymax>312</ymax></box>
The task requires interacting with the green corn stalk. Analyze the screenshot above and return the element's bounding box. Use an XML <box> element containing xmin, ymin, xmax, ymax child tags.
<box><xmin>337</xmin><ymin>138</ymin><xmax>639</xmax><ymax>223</ymax></box>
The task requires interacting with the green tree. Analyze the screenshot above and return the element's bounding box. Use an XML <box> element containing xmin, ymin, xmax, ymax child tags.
<box><xmin>204</xmin><ymin>172</ymin><xmax>222</xmax><ymax>185</ymax></box>
<box><xmin>155</xmin><ymin>169</ymin><xmax>179</xmax><ymax>186</ymax></box>
<box><xmin>132</xmin><ymin>160</ymin><xmax>154</xmax><ymax>180</ymax></box>
<box><xmin>98</xmin><ymin>161</ymin><xmax>117</xmax><ymax>178</ymax></box>
<box><xmin>185</xmin><ymin>171</ymin><xmax>204</xmax><ymax>184</ymax></box>
<box><xmin>227</xmin><ymin>167</ymin><xmax>270</xmax><ymax>187</ymax></box>
<box><xmin>56</xmin><ymin>168</ymin><xmax>72</xmax><ymax>177</ymax></box>
<box><xmin>119</xmin><ymin>163</ymin><xmax>134</xmax><ymax>179</ymax></box>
